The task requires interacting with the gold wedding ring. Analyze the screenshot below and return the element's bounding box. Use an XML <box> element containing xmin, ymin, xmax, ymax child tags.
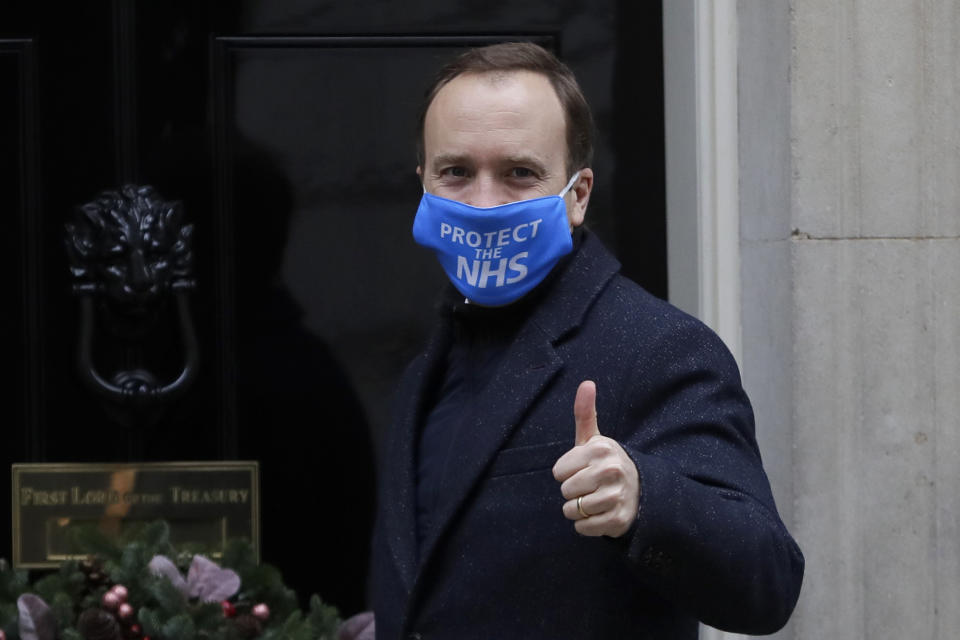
<box><xmin>577</xmin><ymin>495</ymin><xmax>590</xmax><ymax>518</ymax></box>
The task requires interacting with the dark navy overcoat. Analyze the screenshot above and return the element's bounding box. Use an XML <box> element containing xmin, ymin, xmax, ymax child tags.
<box><xmin>371</xmin><ymin>231</ymin><xmax>804</xmax><ymax>639</ymax></box>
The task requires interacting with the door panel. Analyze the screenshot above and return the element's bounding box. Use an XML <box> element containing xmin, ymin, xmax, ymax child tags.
<box><xmin>1</xmin><ymin>0</ymin><xmax>663</xmax><ymax>615</ymax></box>
<box><xmin>0</xmin><ymin>39</ymin><xmax>32</xmax><ymax>579</ymax></box>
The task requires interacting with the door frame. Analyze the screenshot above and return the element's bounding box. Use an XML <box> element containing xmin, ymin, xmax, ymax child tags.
<box><xmin>664</xmin><ymin>2</ymin><xmax>751</xmax><ymax>639</ymax></box>
<box><xmin>664</xmin><ymin>0</ymin><xmax>741</xmax><ymax>368</ymax></box>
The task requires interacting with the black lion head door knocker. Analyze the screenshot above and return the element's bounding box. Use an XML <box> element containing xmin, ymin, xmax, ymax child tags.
<box><xmin>65</xmin><ymin>184</ymin><xmax>199</xmax><ymax>426</ymax></box>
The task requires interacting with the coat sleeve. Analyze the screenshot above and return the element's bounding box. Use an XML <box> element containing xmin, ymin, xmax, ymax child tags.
<box><xmin>611</xmin><ymin>316</ymin><xmax>804</xmax><ymax>635</ymax></box>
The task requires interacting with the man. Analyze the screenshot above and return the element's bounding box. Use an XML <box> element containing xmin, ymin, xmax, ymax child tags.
<box><xmin>364</xmin><ymin>42</ymin><xmax>803</xmax><ymax>639</ymax></box>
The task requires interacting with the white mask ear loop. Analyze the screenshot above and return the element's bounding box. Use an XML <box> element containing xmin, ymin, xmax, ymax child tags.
<box><xmin>559</xmin><ymin>171</ymin><xmax>581</xmax><ymax>198</ymax></box>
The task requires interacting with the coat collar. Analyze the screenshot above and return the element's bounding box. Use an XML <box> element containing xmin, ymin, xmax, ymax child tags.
<box><xmin>381</xmin><ymin>229</ymin><xmax>621</xmax><ymax>594</ymax></box>
<box><xmin>523</xmin><ymin>228</ymin><xmax>621</xmax><ymax>343</ymax></box>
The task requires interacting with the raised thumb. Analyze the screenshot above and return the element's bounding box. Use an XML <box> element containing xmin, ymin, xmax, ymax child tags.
<box><xmin>574</xmin><ymin>380</ymin><xmax>600</xmax><ymax>445</ymax></box>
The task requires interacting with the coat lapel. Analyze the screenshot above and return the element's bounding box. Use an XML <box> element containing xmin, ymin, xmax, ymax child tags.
<box><xmin>414</xmin><ymin>319</ymin><xmax>563</xmax><ymax>571</ymax></box>
<box><xmin>382</xmin><ymin>321</ymin><xmax>451</xmax><ymax>593</ymax></box>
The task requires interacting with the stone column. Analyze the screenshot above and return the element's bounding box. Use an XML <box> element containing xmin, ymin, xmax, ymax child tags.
<box><xmin>739</xmin><ymin>1</ymin><xmax>960</xmax><ymax>637</ymax></box>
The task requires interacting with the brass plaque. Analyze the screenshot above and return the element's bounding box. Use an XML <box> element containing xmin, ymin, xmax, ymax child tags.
<box><xmin>11</xmin><ymin>461</ymin><xmax>259</xmax><ymax>568</ymax></box>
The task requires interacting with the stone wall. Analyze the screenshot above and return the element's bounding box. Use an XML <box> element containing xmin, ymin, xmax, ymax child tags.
<box><xmin>739</xmin><ymin>1</ymin><xmax>960</xmax><ymax>637</ymax></box>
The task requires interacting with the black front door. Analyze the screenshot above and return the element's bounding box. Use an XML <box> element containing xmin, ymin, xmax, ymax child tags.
<box><xmin>1</xmin><ymin>0</ymin><xmax>664</xmax><ymax>615</ymax></box>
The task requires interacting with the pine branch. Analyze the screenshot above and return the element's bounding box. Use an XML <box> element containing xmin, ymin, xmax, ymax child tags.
<box><xmin>2</xmin><ymin>520</ymin><xmax>343</xmax><ymax>640</ymax></box>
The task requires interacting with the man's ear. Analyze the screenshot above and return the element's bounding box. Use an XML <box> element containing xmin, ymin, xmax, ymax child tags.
<box><xmin>567</xmin><ymin>167</ymin><xmax>594</xmax><ymax>228</ymax></box>
<box><xmin>416</xmin><ymin>165</ymin><xmax>423</xmax><ymax>180</ymax></box>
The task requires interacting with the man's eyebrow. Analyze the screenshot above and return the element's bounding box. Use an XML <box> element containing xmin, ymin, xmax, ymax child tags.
<box><xmin>428</xmin><ymin>153</ymin><xmax>551</xmax><ymax>174</ymax></box>
<box><xmin>430</xmin><ymin>154</ymin><xmax>471</xmax><ymax>170</ymax></box>
<box><xmin>501</xmin><ymin>154</ymin><xmax>549</xmax><ymax>173</ymax></box>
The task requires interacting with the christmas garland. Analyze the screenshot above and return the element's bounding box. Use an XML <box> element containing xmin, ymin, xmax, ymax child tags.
<box><xmin>0</xmin><ymin>521</ymin><xmax>340</xmax><ymax>640</ymax></box>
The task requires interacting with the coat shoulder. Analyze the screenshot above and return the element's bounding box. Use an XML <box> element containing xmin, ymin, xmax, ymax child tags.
<box><xmin>596</xmin><ymin>275</ymin><xmax>733</xmax><ymax>355</ymax></box>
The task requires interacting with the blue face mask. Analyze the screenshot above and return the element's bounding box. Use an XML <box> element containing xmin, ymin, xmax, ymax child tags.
<box><xmin>412</xmin><ymin>172</ymin><xmax>580</xmax><ymax>306</ymax></box>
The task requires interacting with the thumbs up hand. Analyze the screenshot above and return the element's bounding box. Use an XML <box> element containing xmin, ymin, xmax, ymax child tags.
<box><xmin>552</xmin><ymin>380</ymin><xmax>640</xmax><ymax>538</ymax></box>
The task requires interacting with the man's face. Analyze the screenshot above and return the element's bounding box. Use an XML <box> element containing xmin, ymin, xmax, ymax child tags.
<box><xmin>418</xmin><ymin>70</ymin><xmax>592</xmax><ymax>228</ymax></box>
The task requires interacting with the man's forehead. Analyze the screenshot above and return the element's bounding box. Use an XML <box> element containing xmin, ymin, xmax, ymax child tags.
<box><xmin>424</xmin><ymin>70</ymin><xmax>566</xmax><ymax>155</ymax></box>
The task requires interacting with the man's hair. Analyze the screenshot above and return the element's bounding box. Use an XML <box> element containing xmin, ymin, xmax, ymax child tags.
<box><xmin>416</xmin><ymin>41</ymin><xmax>594</xmax><ymax>174</ymax></box>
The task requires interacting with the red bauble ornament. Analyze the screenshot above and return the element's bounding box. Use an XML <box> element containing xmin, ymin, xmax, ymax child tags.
<box><xmin>252</xmin><ymin>603</ymin><xmax>270</xmax><ymax>621</ymax></box>
<box><xmin>111</xmin><ymin>584</ymin><xmax>129</xmax><ymax>602</ymax></box>
<box><xmin>0</xmin><ymin>628</ymin><xmax>7</xmax><ymax>640</ymax></box>
<box><xmin>117</xmin><ymin>602</ymin><xmax>134</xmax><ymax>620</ymax></box>
<box><xmin>102</xmin><ymin>590</ymin><xmax>121</xmax><ymax>611</ymax></box>
<box><xmin>129</xmin><ymin>623</ymin><xmax>142</xmax><ymax>635</ymax></box>
<box><xmin>221</xmin><ymin>600</ymin><xmax>236</xmax><ymax>618</ymax></box>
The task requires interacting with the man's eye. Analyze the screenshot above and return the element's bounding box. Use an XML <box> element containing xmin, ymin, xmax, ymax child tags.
<box><xmin>510</xmin><ymin>167</ymin><xmax>535</xmax><ymax>178</ymax></box>
<box><xmin>442</xmin><ymin>167</ymin><xmax>468</xmax><ymax>178</ymax></box>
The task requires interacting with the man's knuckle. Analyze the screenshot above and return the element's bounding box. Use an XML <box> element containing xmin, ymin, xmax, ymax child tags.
<box><xmin>594</xmin><ymin>439</ymin><xmax>615</xmax><ymax>456</ymax></box>
<box><xmin>598</xmin><ymin>463</ymin><xmax>625</xmax><ymax>482</ymax></box>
